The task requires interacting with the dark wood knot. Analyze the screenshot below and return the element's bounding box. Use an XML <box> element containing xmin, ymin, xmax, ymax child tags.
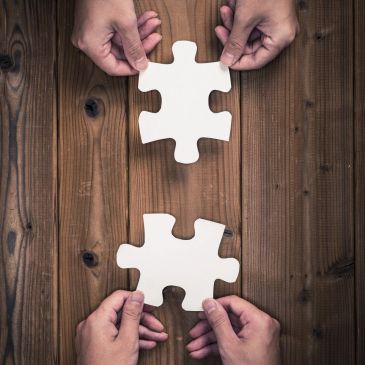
<box><xmin>224</xmin><ymin>228</ymin><xmax>233</xmax><ymax>237</ymax></box>
<box><xmin>298</xmin><ymin>0</ymin><xmax>307</xmax><ymax>10</ymax></box>
<box><xmin>319</xmin><ymin>163</ymin><xmax>332</xmax><ymax>173</ymax></box>
<box><xmin>84</xmin><ymin>98</ymin><xmax>99</xmax><ymax>118</ymax></box>
<box><xmin>312</xmin><ymin>326</ymin><xmax>323</xmax><ymax>338</ymax></box>
<box><xmin>26</xmin><ymin>222</ymin><xmax>32</xmax><ymax>231</ymax></box>
<box><xmin>299</xmin><ymin>288</ymin><xmax>311</xmax><ymax>303</ymax></box>
<box><xmin>0</xmin><ymin>54</ymin><xmax>14</xmax><ymax>71</ymax></box>
<box><xmin>82</xmin><ymin>251</ymin><xmax>98</xmax><ymax>267</ymax></box>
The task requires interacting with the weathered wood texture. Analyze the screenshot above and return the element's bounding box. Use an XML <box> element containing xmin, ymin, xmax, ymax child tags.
<box><xmin>242</xmin><ymin>0</ymin><xmax>355</xmax><ymax>364</ymax></box>
<box><xmin>355</xmin><ymin>0</ymin><xmax>365</xmax><ymax>364</ymax></box>
<box><xmin>0</xmin><ymin>0</ymin><xmax>364</xmax><ymax>364</ymax></box>
<box><xmin>128</xmin><ymin>1</ymin><xmax>241</xmax><ymax>364</ymax></box>
<box><xmin>0</xmin><ymin>0</ymin><xmax>57</xmax><ymax>364</ymax></box>
<box><xmin>57</xmin><ymin>0</ymin><xmax>129</xmax><ymax>363</ymax></box>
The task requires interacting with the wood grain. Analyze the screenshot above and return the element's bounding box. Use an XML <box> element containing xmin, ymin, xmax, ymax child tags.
<box><xmin>355</xmin><ymin>0</ymin><xmax>365</xmax><ymax>363</ymax></box>
<box><xmin>128</xmin><ymin>1</ymin><xmax>241</xmax><ymax>364</ymax></box>
<box><xmin>57</xmin><ymin>1</ymin><xmax>129</xmax><ymax>363</ymax></box>
<box><xmin>0</xmin><ymin>0</ymin><xmax>57</xmax><ymax>364</ymax></box>
<box><xmin>241</xmin><ymin>0</ymin><xmax>354</xmax><ymax>364</ymax></box>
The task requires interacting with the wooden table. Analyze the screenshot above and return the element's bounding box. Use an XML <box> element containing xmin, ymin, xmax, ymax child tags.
<box><xmin>1</xmin><ymin>0</ymin><xmax>364</xmax><ymax>364</ymax></box>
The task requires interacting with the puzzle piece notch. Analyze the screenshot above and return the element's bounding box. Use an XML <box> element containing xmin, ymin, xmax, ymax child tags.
<box><xmin>138</xmin><ymin>41</ymin><xmax>232</xmax><ymax>164</ymax></box>
<box><xmin>116</xmin><ymin>213</ymin><xmax>240</xmax><ymax>311</ymax></box>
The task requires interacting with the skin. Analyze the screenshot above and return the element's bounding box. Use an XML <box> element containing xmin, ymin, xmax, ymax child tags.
<box><xmin>72</xmin><ymin>0</ymin><xmax>298</xmax><ymax>75</ymax></box>
<box><xmin>187</xmin><ymin>296</ymin><xmax>281</xmax><ymax>365</ymax></box>
<box><xmin>77</xmin><ymin>293</ymin><xmax>280</xmax><ymax>365</ymax></box>
<box><xmin>217</xmin><ymin>0</ymin><xmax>299</xmax><ymax>70</ymax></box>
<box><xmin>71</xmin><ymin>0</ymin><xmax>162</xmax><ymax>76</ymax></box>
<box><xmin>75</xmin><ymin>290</ymin><xmax>168</xmax><ymax>365</ymax></box>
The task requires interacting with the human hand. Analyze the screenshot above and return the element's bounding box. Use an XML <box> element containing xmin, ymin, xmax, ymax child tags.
<box><xmin>76</xmin><ymin>290</ymin><xmax>168</xmax><ymax>365</ymax></box>
<box><xmin>216</xmin><ymin>0</ymin><xmax>299</xmax><ymax>70</ymax></box>
<box><xmin>72</xmin><ymin>0</ymin><xmax>162</xmax><ymax>76</ymax></box>
<box><xmin>187</xmin><ymin>295</ymin><xmax>280</xmax><ymax>365</ymax></box>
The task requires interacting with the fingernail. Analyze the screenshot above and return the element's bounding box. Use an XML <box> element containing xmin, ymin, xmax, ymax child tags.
<box><xmin>131</xmin><ymin>291</ymin><xmax>144</xmax><ymax>303</ymax></box>
<box><xmin>203</xmin><ymin>299</ymin><xmax>217</xmax><ymax>313</ymax></box>
<box><xmin>135</xmin><ymin>57</ymin><xmax>148</xmax><ymax>71</ymax></box>
<box><xmin>220</xmin><ymin>52</ymin><xmax>235</xmax><ymax>66</ymax></box>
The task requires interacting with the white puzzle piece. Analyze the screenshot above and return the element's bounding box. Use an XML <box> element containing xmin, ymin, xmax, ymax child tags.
<box><xmin>116</xmin><ymin>213</ymin><xmax>239</xmax><ymax>311</ymax></box>
<box><xmin>138</xmin><ymin>41</ymin><xmax>232</xmax><ymax>164</ymax></box>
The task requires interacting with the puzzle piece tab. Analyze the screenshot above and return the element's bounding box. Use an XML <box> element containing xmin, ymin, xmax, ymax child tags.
<box><xmin>138</xmin><ymin>41</ymin><xmax>232</xmax><ymax>164</ymax></box>
<box><xmin>116</xmin><ymin>214</ymin><xmax>239</xmax><ymax>311</ymax></box>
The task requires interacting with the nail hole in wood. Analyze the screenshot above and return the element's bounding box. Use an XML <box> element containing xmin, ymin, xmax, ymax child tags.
<box><xmin>314</xmin><ymin>31</ymin><xmax>325</xmax><ymax>40</ymax></box>
<box><xmin>84</xmin><ymin>98</ymin><xmax>99</xmax><ymax>118</ymax></box>
<box><xmin>0</xmin><ymin>54</ymin><xmax>14</xmax><ymax>71</ymax></box>
<box><xmin>82</xmin><ymin>251</ymin><xmax>98</xmax><ymax>267</ymax></box>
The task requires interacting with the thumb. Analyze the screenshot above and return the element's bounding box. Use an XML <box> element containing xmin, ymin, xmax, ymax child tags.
<box><xmin>117</xmin><ymin>20</ymin><xmax>148</xmax><ymax>71</ymax></box>
<box><xmin>221</xmin><ymin>17</ymin><xmax>255</xmax><ymax>66</ymax></box>
<box><xmin>117</xmin><ymin>291</ymin><xmax>144</xmax><ymax>342</ymax></box>
<box><xmin>203</xmin><ymin>298</ymin><xmax>237</xmax><ymax>346</ymax></box>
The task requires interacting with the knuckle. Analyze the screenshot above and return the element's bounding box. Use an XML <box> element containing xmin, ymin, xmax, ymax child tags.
<box><xmin>76</xmin><ymin>321</ymin><xmax>84</xmax><ymax>333</ymax></box>
<box><xmin>72</xmin><ymin>34</ymin><xmax>89</xmax><ymax>50</ymax></box>
<box><xmin>281</xmin><ymin>23</ymin><xmax>298</xmax><ymax>45</ymax></box>
<box><xmin>261</xmin><ymin>314</ymin><xmax>277</xmax><ymax>333</ymax></box>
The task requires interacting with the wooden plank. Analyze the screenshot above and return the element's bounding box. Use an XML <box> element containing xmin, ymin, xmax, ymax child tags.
<box><xmin>57</xmin><ymin>1</ymin><xmax>129</xmax><ymax>363</ymax></box>
<box><xmin>128</xmin><ymin>1</ymin><xmax>241</xmax><ymax>364</ymax></box>
<box><xmin>241</xmin><ymin>1</ymin><xmax>354</xmax><ymax>364</ymax></box>
<box><xmin>0</xmin><ymin>0</ymin><xmax>57</xmax><ymax>364</ymax></box>
<box><xmin>355</xmin><ymin>0</ymin><xmax>365</xmax><ymax>363</ymax></box>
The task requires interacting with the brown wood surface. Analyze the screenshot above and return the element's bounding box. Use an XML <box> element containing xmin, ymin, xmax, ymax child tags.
<box><xmin>57</xmin><ymin>0</ymin><xmax>130</xmax><ymax>363</ymax></box>
<box><xmin>0</xmin><ymin>0</ymin><xmax>364</xmax><ymax>364</ymax></box>
<box><xmin>355</xmin><ymin>0</ymin><xmax>365</xmax><ymax>363</ymax></box>
<box><xmin>242</xmin><ymin>0</ymin><xmax>355</xmax><ymax>364</ymax></box>
<box><xmin>0</xmin><ymin>0</ymin><xmax>58</xmax><ymax>364</ymax></box>
<box><xmin>128</xmin><ymin>1</ymin><xmax>241</xmax><ymax>364</ymax></box>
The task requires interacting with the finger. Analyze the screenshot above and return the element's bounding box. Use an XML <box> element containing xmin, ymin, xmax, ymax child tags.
<box><xmin>141</xmin><ymin>312</ymin><xmax>165</xmax><ymax>332</ymax></box>
<box><xmin>137</xmin><ymin>10</ymin><xmax>158</xmax><ymax>27</ymax></box>
<box><xmin>202</xmin><ymin>299</ymin><xmax>237</xmax><ymax>346</ymax></box>
<box><xmin>139</xmin><ymin>340</ymin><xmax>157</xmax><ymax>350</ymax></box>
<box><xmin>138</xmin><ymin>17</ymin><xmax>161</xmax><ymax>41</ymax></box>
<box><xmin>189</xmin><ymin>344</ymin><xmax>219</xmax><ymax>359</ymax></box>
<box><xmin>143</xmin><ymin>304</ymin><xmax>157</xmax><ymax>313</ymax></box>
<box><xmin>93</xmin><ymin>52</ymin><xmax>138</xmax><ymax>76</ymax></box>
<box><xmin>141</xmin><ymin>33</ymin><xmax>162</xmax><ymax>55</ymax></box>
<box><xmin>220</xmin><ymin>5</ymin><xmax>234</xmax><ymax>31</ymax></box>
<box><xmin>198</xmin><ymin>309</ymin><xmax>242</xmax><ymax>327</ymax></box>
<box><xmin>186</xmin><ymin>330</ymin><xmax>217</xmax><ymax>352</ymax></box>
<box><xmin>117</xmin><ymin>18</ymin><xmax>148</xmax><ymax>71</ymax></box>
<box><xmin>216</xmin><ymin>295</ymin><xmax>264</xmax><ymax>325</ymax></box>
<box><xmin>139</xmin><ymin>325</ymin><xmax>168</xmax><ymax>342</ymax></box>
<box><xmin>189</xmin><ymin>319</ymin><xmax>211</xmax><ymax>338</ymax></box>
<box><xmin>111</xmin><ymin>33</ymin><xmax>161</xmax><ymax>63</ymax></box>
<box><xmin>215</xmin><ymin>25</ymin><xmax>262</xmax><ymax>56</ymax></box>
<box><xmin>94</xmin><ymin>290</ymin><xmax>130</xmax><ymax>324</ymax></box>
<box><xmin>117</xmin><ymin>291</ymin><xmax>145</xmax><ymax>342</ymax></box>
<box><xmin>220</xmin><ymin>9</ymin><xmax>256</xmax><ymax>66</ymax></box>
